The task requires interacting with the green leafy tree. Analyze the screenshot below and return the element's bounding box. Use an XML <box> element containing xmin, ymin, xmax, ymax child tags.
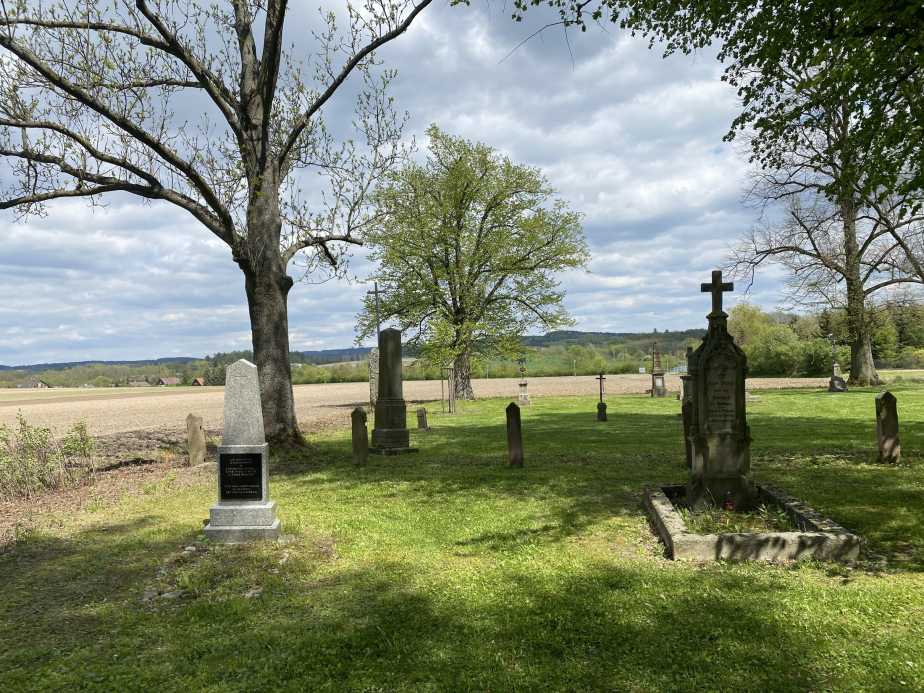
<box><xmin>0</xmin><ymin>0</ymin><xmax>434</xmax><ymax>445</ymax></box>
<box><xmin>356</xmin><ymin>125</ymin><xmax>589</xmax><ymax>399</ymax></box>
<box><xmin>515</xmin><ymin>0</ymin><xmax>924</xmax><ymax>201</ymax></box>
<box><xmin>727</xmin><ymin>303</ymin><xmax>772</xmax><ymax>347</ymax></box>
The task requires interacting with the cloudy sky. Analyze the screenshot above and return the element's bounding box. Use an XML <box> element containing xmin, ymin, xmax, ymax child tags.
<box><xmin>0</xmin><ymin>0</ymin><xmax>787</xmax><ymax>367</ymax></box>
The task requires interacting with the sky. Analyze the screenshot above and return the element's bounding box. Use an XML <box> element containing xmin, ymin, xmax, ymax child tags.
<box><xmin>0</xmin><ymin>0</ymin><xmax>788</xmax><ymax>367</ymax></box>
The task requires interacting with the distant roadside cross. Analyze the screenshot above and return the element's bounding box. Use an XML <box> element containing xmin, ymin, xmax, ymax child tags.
<box><xmin>366</xmin><ymin>281</ymin><xmax>385</xmax><ymax>334</ymax></box>
<box><xmin>701</xmin><ymin>270</ymin><xmax>733</xmax><ymax>315</ymax></box>
<box><xmin>596</xmin><ymin>373</ymin><xmax>606</xmax><ymax>403</ymax></box>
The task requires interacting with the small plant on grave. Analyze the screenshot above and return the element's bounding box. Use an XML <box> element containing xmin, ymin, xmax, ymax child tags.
<box><xmin>673</xmin><ymin>499</ymin><xmax>798</xmax><ymax>534</ymax></box>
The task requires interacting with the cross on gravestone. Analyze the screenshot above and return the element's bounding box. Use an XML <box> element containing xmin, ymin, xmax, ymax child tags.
<box><xmin>701</xmin><ymin>270</ymin><xmax>734</xmax><ymax>315</ymax></box>
<box><xmin>596</xmin><ymin>373</ymin><xmax>606</xmax><ymax>403</ymax></box>
<box><xmin>366</xmin><ymin>281</ymin><xmax>385</xmax><ymax>334</ymax></box>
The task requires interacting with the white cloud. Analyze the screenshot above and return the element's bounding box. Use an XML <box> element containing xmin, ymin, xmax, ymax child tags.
<box><xmin>0</xmin><ymin>2</ymin><xmax>784</xmax><ymax>366</ymax></box>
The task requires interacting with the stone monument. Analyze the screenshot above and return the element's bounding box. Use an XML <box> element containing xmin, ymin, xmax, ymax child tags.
<box><xmin>186</xmin><ymin>413</ymin><xmax>205</xmax><ymax>466</ymax></box>
<box><xmin>828</xmin><ymin>334</ymin><xmax>847</xmax><ymax>392</ymax></box>
<box><xmin>875</xmin><ymin>391</ymin><xmax>900</xmax><ymax>463</ymax></box>
<box><xmin>596</xmin><ymin>373</ymin><xmax>607</xmax><ymax>421</ymax></box>
<box><xmin>371</xmin><ymin>328</ymin><xmax>417</xmax><ymax>454</ymax></box>
<box><xmin>686</xmin><ymin>271</ymin><xmax>758</xmax><ymax>511</ymax></box>
<box><xmin>506</xmin><ymin>402</ymin><xmax>524</xmax><ymax>468</ymax></box>
<box><xmin>204</xmin><ymin>360</ymin><xmax>280</xmax><ymax>542</ymax></box>
<box><xmin>351</xmin><ymin>407</ymin><xmax>369</xmax><ymax>466</ymax></box>
<box><xmin>650</xmin><ymin>342</ymin><xmax>668</xmax><ymax>397</ymax></box>
<box><xmin>369</xmin><ymin>347</ymin><xmax>380</xmax><ymax>407</ymax></box>
<box><xmin>417</xmin><ymin>407</ymin><xmax>429</xmax><ymax>430</ymax></box>
<box><xmin>517</xmin><ymin>357</ymin><xmax>531</xmax><ymax>407</ymax></box>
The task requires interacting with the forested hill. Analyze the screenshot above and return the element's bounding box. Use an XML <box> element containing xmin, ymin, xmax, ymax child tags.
<box><xmin>523</xmin><ymin>329</ymin><xmax>706</xmax><ymax>354</ymax></box>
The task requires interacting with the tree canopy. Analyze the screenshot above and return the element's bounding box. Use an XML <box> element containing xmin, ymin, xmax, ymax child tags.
<box><xmin>513</xmin><ymin>0</ymin><xmax>924</xmax><ymax>201</ymax></box>
<box><xmin>356</xmin><ymin>125</ymin><xmax>588</xmax><ymax>398</ymax></box>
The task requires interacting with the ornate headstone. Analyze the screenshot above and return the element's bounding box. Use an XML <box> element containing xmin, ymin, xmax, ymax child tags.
<box><xmin>186</xmin><ymin>413</ymin><xmax>205</xmax><ymax>466</ymax></box>
<box><xmin>351</xmin><ymin>407</ymin><xmax>369</xmax><ymax>466</ymax></box>
<box><xmin>204</xmin><ymin>360</ymin><xmax>280</xmax><ymax>542</ymax></box>
<box><xmin>506</xmin><ymin>402</ymin><xmax>524</xmax><ymax>468</ymax></box>
<box><xmin>875</xmin><ymin>391</ymin><xmax>900</xmax><ymax>463</ymax></box>
<box><xmin>650</xmin><ymin>342</ymin><xmax>668</xmax><ymax>397</ymax></box>
<box><xmin>686</xmin><ymin>271</ymin><xmax>758</xmax><ymax>511</ymax></box>
<box><xmin>371</xmin><ymin>328</ymin><xmax>417</xmax><ymax>454</ymax></box>
<box><xmin>517</xmin><ymin>358</ymin><xmax>531</xmax><ymax>407</ymax></box>
<box><xmin>369</xmin><ymin>348</ymin><xmax>380</xmax><ymax>407</ymax></box>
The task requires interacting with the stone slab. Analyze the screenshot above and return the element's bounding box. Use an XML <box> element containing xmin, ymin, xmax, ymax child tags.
<box><xmin>204</xmin><ymin>520</ymin><xmax>281</xmax><ymax>543</ymax></box>
<box><xmin>207</xmin><ymin>501</ymin><xmax>277</xmax><ymax>527</ymax></box>
<box><xmin>644</xmin><ymin>483</ymin><xmax>859</xmax><ymax>563</ymax></box>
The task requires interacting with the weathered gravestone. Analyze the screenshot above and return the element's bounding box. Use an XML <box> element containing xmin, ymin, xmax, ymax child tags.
<box><xmin>686</xmin><ymin>271</ymin><xmax>758</xmax><ymax>511</ymax></box>
<box><xmin>417</xmin><ymin>407</ymin><xmax>429</xmax><ymax>430</ymax></box>
<box><xmin>186</xmin><ymin>413</ymin><xmax>205</xmax><ymax>466</ymax></box>
<box><xmin>369</xmin><ymin>348</ymin><xmax>380</xmax><ymax>408</ymax></box>
<box><xmin>827</xmin><ymin>334</ymin><xmax>847</xmax><ymax>392</ymax></box>
<box><xmin>506</xmin><ymin>402</ymin><xmax>524</xmax><ymax>468</ymax></box>
<box><xmin>517</xmin><ymin>359</ymin><xmax>531</xmax><ymax>407</ymax></box>
<box><xmin>650</xmin><ymin>342</ymin><xmax>668</xmax><ymax>397</ymax></box>
<box><xmin>876</xmin><ymin>391</ymin><xmax>900</xmax><ymax>463</ymax></box>
<box><xmin>351</xmin><ymin>407</ymin><xmax>369</xmax><ymax>466</ymax></box>
<box><xmin>204</xmin><ymin>360</ymin><xmax>280</xmax><ymax>542</ymax></box>
<box><xmin>371</xmin><ymin>328</ymin><xmax>417</xmax><ymax>454</ymax></box>
<box><xmin>596</xmin><ymin>373</ymin><xmax>607</xmax><ymax>421</ymax></box>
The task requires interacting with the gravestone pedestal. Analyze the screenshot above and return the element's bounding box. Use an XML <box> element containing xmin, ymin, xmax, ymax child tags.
<box><xmin>597</xmin><ymin>402</ymin><xmax>607</xmax><ymax>422</ymax></box>
<box><xmin>829</xmin><ymin>363</ymin><xmax>847</xmax><ymax>392</ymax></box>
<box><xmin>687</xmin><ymin>272</ymin><xmax>758</xmax><ymax>511</ymax></box>
<box><xmin>371</xmin><ymin>328</ymin><xmax>418</xmax><ymax>454</ymax></box>
<box><xmin>650</xmin><ymin>342</ymin><xmax>668</xmax><ymax>397</ymax></box>
<box><xmin>518</xmin><ymin>380</ymin><xmax>531</xmax><ymax>407</ymax></box>
<box><xmin>204</xmin><ymin>360</ymin><xmax>280</xmax><ymax>542</ymax></box>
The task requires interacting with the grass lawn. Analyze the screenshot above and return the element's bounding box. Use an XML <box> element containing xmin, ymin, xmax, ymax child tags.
<box><xmin>1</xmin><ymin>387</ymin><xmax>923</xmax><ymax>692</ymax></box>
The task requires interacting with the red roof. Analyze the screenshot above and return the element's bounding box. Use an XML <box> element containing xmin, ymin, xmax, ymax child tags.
<box><xmin>157</xmin><ymin>377</ymin><xmax>181</xmax><ymax>386</ymax></box>
<box><xmin>128</xmin><ymin>381</ymin><xmax>151</xmax><ymax>387</ymax></box>
<box><xmin>192</xmin><ymin>377</ymin><xmax>205</xmax><ymax>386</ymax></box>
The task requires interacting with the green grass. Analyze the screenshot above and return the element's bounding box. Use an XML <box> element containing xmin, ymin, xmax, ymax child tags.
<box><xmin>1</xmin><ymin>387</ymin><xmax>923</xmax><ymax>691</ymax></box>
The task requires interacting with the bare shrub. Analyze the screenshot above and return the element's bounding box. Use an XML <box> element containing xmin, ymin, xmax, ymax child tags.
<box><xmin>0</xmin><ymin>414</ymin><xmax>97</xmax><ymax>500</ymax></box>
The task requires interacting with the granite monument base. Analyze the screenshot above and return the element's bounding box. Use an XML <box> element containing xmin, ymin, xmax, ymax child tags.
<box><xmin>204</xmin><ymin>442</ymin><xmax>281</xmax><ymax>543</ymax></box>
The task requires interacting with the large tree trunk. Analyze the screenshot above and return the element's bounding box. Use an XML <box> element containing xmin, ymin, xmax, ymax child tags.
<box><xmin>453</xmin><ymin>348</ymin><xmax>476</xmax><ymax>400</ymax></box>
<box><xmin>842</xmin><ymin>198</ymin><xmax>881</xmax><ymax>386</ymax></box>
<box><xmin>242</xmin><ymin>264</ymin><xmax>301</xmax><ymax>445</ymax></box>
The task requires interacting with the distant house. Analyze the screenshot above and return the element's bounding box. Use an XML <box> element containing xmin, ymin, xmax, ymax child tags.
<box><xmin>192</xmin><ymin>377</ymin><xmax>205</xmax><ymax>386</ymax></box>
<box><xmin>17</xmin><ymin>378</ymin><xmax>50</xmax><ymax>389</ymax></box>
<box><xmin>156</xmin><ymin>377</ymin><xmax>181</xmax><ymax>387</ymax></box>
<box><xmin>128</xmin><ymin>381</ymin><xmax>151</xmax><ymax>387</ymax></box>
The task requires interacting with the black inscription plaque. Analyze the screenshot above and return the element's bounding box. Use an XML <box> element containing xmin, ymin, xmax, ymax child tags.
<box><xmin>219</xmin><ymin>452</ymin><xmax>263</xmax><ymax>500</ymax></box>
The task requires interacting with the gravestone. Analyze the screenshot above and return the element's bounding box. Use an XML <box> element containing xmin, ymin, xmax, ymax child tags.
<box><xmin>678</xmin><ymin>347</ymin><xmax>694</xmax><ymax>401</ymax></box>
<box><xmin>351</xmin><ymin>407</ymin><xmax>369</xmax><ymax>466</ymax></box>
<box><xmin>829</xmin><ymin>362</ymin><xmax>847</xmax><ymax>392</ymax></box>
<box><xmin>506</xmin><ymin>402</ymin><xmax>524</xmax><ymax>468</ymax></box>
<box><xmin>745</xmin><ymin>392</ymin><xmax>762</xmax><ymax>403</ymax></box>
<box><xmin>186</xmin><ymin>413</ymin><xmax>205</xmax><ymax>466</ymax></box>
<box><xmin>517</xmin><ymin>359</ymin><xmax>531</xmax><ymax>406</ymax></box>
<box><xmin>371</xmin><ymin>328</ymin><xmax>417</xmax><ymax>454</ymax></box>
<box><xmin>650</xmin><ymin>342</ymin><xmax>668</xmax><ymax>397</ymax></box>
<box><xmin>596</xmin><ymin>373</ymin><xmax>607</xmax><ymax>421</ymax></box>
<box><xmin>204</xmin><ymin>360</ymin><xmax>280</xmax><ymax>542</ymax></box>
<box><xmin>417</xmin><ymin>407</ymin><xmax>429</xmax><ymax>430</ymax></box>
<box><xmin>686</xmin><ymin>271</ymin><xmax>758</xmax><ymax>511</ymax></box>
<box><xmin>369</xmin><ymin>348</ymin><xmax>380</xmax><ymax>407</ymax></box>
<box><xmin>875</xmin><ymin>391</ymin><xmax>900</xmax><ymax>463</ymax></box>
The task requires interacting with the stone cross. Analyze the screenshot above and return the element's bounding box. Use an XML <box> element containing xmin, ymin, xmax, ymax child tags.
<box><xmin>506</xmin><ymin>402</ymin><xmax>524</xmax><ymax>468</ymax></box>
<box><xmin>596</xmin><ymin>373</ymin><xmax>606</xmax><ymax>403</ymax></box>
<box><xmin>371</xmin><ymin>328</ymin><xmax>417</xmax><ymax>454</ymax></box>
<box><xmin>186</xmin><ymin>413</ymin><xmax>205</xmax><ymax>466</ymax></box>
<box><xmin>875</xmin><ymin>391</ymin><xmax>900</xmax><ymax>463</ymax></box>
<box><xmin>701</xmin><ymin>270</ymin><xmax>734</xmax><ymax>315</ymax></box>
<box><xmin>351</xmin><ymin>407</ymin><xmax>369</xmax><ymax>466</ymax></box>
<box><xmin>204</xmin><ymin>359</ymin><xmax>280</xmax><ymax>542</ymax></box>
<box><xmin>366</xmin><ymin>281</ymin><xmax>385</xmax><ymax>334</ymax></box>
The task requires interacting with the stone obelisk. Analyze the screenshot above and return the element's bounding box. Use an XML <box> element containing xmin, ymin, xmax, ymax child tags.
<box><xmin>204</xmin><ymin>360</ymin><xmax>281</xmax><ymax>542</ymax></box>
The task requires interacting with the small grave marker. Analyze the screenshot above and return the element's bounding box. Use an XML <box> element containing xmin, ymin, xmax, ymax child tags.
<box><xmin>417</xmin><ymin>407</ymin><xmax>429</xmax><ymax>430</ymax></box>
<box><xmin>186</xmin><ymin>413</ymin><xmax>205</xmax><ymax>466</ymax></box>
<box><xmin>506</xmin><ymin>402</ymin><xmax>524</xmax><ymax>468</ymax></box>
<box><xmin>352</xmin><ymin>407</ymin><xmax>369</xmax><ymax>466</ymax></box>
<box><xmin>875</xmin><ymin>391</ymin><xmax>900</xmax><ymax>463</ymax></box>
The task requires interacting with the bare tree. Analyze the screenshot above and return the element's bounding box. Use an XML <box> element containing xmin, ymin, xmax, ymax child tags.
<box><xmin>0</xmin><ymin>0</ymin><xmax>432</xmax><ymax>445</ymax></box>
<box><xmin>726</xmin><ymin>87</ymin><xmax>924</xmax><ymax>385</ymax></box>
